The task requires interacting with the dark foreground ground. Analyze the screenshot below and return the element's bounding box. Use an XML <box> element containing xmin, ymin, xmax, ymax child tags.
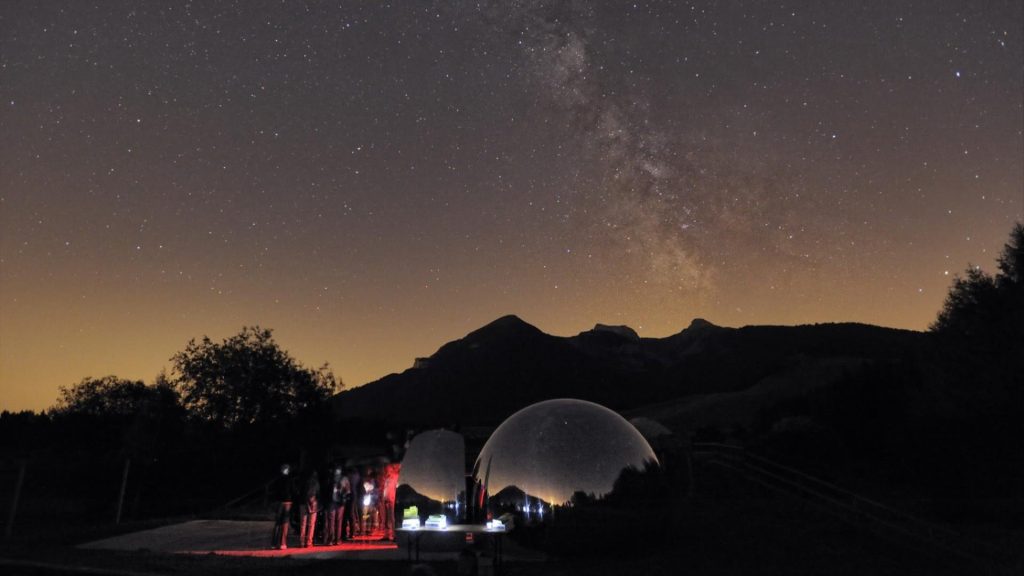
<box><xmin>1</xmin><ymin>493</ymin><xmax>1019</xmax><ymax>576</ymax></box>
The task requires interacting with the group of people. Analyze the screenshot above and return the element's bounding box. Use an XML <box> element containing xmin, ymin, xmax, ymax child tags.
<box><xmin>269</xmin><ymin>462</ymin><xmax>398</xmax><ymax>550</ymax></box>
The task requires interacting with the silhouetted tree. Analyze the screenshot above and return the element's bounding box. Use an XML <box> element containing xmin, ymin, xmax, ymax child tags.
<box><xmin>996</xmin><ymin>222</ymin><xmax>1024</xmax><ymax>289</ymax></box>
<box><xmin>51</xmin><ymin>375</ymin><xmax>178</xmax><ymax>418</ymax></box>
<box><xmin>171</xmin><ymin>326</ymin><xmax>340</xmax><ymax>429</ymax></box>
<box><xmin>932</xmin><ymin>222</ymin><xmax>1024</xmax><ymax>346</ymax></box>
<box><xmin>569</xmin><ymin>490</ymin><xmax>594</xmax><ymax>507</ymax></box>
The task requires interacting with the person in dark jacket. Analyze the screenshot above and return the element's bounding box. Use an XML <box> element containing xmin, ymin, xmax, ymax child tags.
<box><xmin>323</xmin><ymin>466</ymin><xmax>345</xmax><ymax>545</ymax></box>
<box><xmin>269</xmin><ymin>463</ymin><xmax>295</xmax><ymax>550</ymax></box>
<box><xmin>340</xmin><ymin>473</ymin><xmax>355</xmax><ymax>541</ymax></box>
<box><xmin>298</xmin><ymin>469</ymin><xmax>320</xmax><ymax>547</ymax></box>
<box><xmin>349</xmin><ymin>467</ymin><xmax>363</xmax><ymax>536</ymax></box>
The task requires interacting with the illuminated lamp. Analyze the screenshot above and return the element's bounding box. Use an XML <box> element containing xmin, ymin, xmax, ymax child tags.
<box><xmin>424</xmin><ymin>514</ymin><xmax>448</xmax><ymax>529</ymax></box>
<box><xmin>402</xmin><ymin>517</ymin><xmax>422</xmax><ymax>529</ymax></box>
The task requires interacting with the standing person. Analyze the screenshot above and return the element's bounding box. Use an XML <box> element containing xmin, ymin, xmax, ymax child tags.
<box><xmin>323</xmin><ymin>466</ymin><xmax>345</xmax><ymax>545</ymax></box>
<box><xmin>379</xmin><ymin>463</ymin><xmax>399</xmax><ymax>541</ymax></box>
<box><xmin>298</xmin><ymin>469</ymin><xmax>320</xmax><ymax>548</ymax></box>
<box><xmin>349</xmin><ymin>467</ymin><xmax>363</xmax><ymax>536</ymax></box>
<box><xmin>269</xmin><ymin>463</ymin><xmax>294</xmax><ymax>550</ymax></box>
<box><xmin>340</xmin><ymin>473</ymin><xmax>355</xmax><ymax>541</ymax></box>
<box><xmin>362</xmin><ymin>470</ymin><xmax>377</xmax><ymax>536</ymax></box>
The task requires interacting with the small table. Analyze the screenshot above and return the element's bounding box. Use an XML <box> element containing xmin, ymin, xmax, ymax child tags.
<box><xmin>397</xmin><ymin>524</ymin><xmax>507</xmax><ymax>568</ymax></box>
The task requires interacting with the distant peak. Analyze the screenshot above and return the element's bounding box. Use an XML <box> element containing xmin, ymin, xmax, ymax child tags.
<box><xmin>487</xmin><ymin>314</ymin><xmax>531</xmax><ymax>329</ymax></box>
<box><xmin>466</xmin><ymin>315</ymin><xmax>541</xmax><ymax>339</ymax></box>
<box><xmin>592</xmin><ymin>324</ymin><xmax>640</xmax><ymax>341</ymax></box>
<box><xmin>687</xmin><ymin>318</ymin><xmax>717</xmax><ymax>330</ymax></box>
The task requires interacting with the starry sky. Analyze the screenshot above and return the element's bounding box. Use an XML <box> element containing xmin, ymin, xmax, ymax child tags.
<box><xmin>1</xmin><ymin>1</ymin><xmax>1021</xmax><ymax>412</ymax></box>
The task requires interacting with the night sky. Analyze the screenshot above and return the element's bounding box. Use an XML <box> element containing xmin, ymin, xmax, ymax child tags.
<box><xmin>2</xmin><ymin>1</ymin><xmax>1021</xmax><ymax>411</ymax></box>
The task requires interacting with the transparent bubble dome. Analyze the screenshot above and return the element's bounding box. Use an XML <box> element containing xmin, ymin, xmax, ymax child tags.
<box><xmin>398</xmin><ymin>429</ymin><xmax>465</xmax><ymax>504</ymax></box>
<box><xmin>473</xmin><ymin>398</ymin><xmax>659</xmax><ymax>508</ymax></box>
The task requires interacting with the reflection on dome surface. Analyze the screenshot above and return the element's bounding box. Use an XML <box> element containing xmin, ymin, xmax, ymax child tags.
<box><xmin>474</xmin><ymin>399</ymin><xmax>658</xmax><ymax>508</ymax></box>
<box><xmin>397</xmin><ymin>429</ymin><xmax>464</xmax><ymax>511</ymax></box>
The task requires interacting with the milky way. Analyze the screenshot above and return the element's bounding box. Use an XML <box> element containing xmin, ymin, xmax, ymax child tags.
<box><xmin>1</xmin><ymin>1</ymin><xmax>1021</xmax><ymax>410</ymax></box>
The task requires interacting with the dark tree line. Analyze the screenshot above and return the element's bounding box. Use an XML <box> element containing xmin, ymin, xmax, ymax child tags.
<box><xmin>0</xmin><ymin>327</ymin><xmax>344</xmax><ymax>524</ymax></box>
<box><xmin>52</xmin><ymin>375</ymin><xmax>176</xmax><ymax>419</ymax></box>
<box><xmin>50</xmin><ymin>326</ymin><xmax>339</xmax><ymax>430</ymax></box>
<box><xmin>172</xmin><ymin>326</ymin><xmax>338</xmax><ymax>429</ymax></box>
<box><xmin>925</xmin><ymin>222</ymin><xmax>1024</xmax><ymax>497</ymax></box>
<box><xmin>753</xmin><ymin>222</ymin><xmax>1024</xmax><ymax>503</ymax></box>
<box><xmin>931</xmin><ymin>222</ymin><xmax>1024</xmax><ymax>348</ymax></box>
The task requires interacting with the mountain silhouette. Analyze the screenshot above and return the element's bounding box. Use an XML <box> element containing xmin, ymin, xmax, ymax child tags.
<box><xmin>330</xmin><ymin>315</ymin><xmax>923</xmax><ymax>427</ymax></box>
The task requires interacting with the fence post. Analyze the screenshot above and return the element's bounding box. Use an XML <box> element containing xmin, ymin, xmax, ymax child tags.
<box><xmin>115</xmin><ymin>457</ymin><xmax>131</xmax><ymax>525</ymax></box>
<box><xmin>4</xmin><ymin>459</ymin><xmax>27</xmax><ymax>540</ymax></box>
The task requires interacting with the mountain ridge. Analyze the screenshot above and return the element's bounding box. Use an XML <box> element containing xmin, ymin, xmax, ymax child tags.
<box><xmin>331</xmin><ymin>315</ymin><xmax>924</xmax><ymax>427</ymax></box>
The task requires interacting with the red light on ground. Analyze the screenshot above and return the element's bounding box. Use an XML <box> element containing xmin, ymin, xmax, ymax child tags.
<box><xmin>185</xmin><ymin>541</ymin><xmax>399</xmax><ymax>558</ymax></box>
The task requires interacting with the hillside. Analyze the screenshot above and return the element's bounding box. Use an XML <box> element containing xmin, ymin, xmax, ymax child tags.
<box><xmin>330</xmin><ymin>315</ymin><xmax>925</xmax><ymax>427</ymax></box>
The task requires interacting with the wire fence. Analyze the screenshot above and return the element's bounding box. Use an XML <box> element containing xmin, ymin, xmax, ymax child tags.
<box><xmin>693</xmin><ymin>442</ymin><xmax>1018</xmax><ymax>575</ymax></box>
